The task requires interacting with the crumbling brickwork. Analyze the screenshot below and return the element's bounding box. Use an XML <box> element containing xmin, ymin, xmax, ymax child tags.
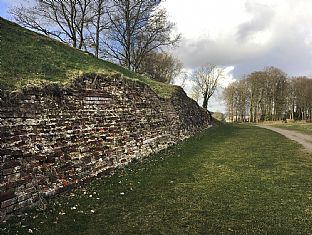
<box><xmin>0</xmin><ymin>74</ymin><xmax>210</xmax><ymax>220</ymax></box>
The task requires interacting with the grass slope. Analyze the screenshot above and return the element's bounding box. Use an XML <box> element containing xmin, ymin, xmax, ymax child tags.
<box><xmin>270</xmin><ymin>122</ymin><xmax>312</xmax><ymax>135</ymax></box>
<box><xmin>2</xmin><ymin>124</ymin><xmax>312</xmax><ymax>234</ymax></box>
<box><xmin>0</xmin><ymin>17</ymin><xmax>176</xmax><ymax>98</ymax></box>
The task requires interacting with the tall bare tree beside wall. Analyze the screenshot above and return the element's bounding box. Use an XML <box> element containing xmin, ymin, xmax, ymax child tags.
<box><xmin>11</xmin><ymin>0</ymin><xmax>93</xmax><ymax>49</ymax></box>
<box><xmin>86</xmin><ymin>0</ymin><xmax>108</xmax><ymax>57</ymax></box>
<box><xmin>104</xmin><ymin>0</ymin><xmax>180</xmax><ymax>71</ymax></box>
<box><xmin>192</xmin><ymin>64</ymin><xmax>224</xmax><ymax>109</ymax></box>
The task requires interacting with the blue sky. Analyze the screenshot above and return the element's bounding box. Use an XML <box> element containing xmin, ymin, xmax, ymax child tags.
<box><xmin>0</xmin><ymin>1</ymin><xmax>10</xmax><ymax>19</ymax></box>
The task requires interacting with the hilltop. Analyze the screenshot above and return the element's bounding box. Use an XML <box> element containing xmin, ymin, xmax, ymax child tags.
<box><xmin>0</xmin><ymin>17</ymin><xmax>176</xmax><ymax>98</ymax></box>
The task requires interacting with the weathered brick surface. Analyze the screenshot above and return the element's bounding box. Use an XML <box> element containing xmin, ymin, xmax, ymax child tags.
<box><xmin>0</xmin><ymin>74</ymin><xmax>210</xmax><ymax>220</ymax></box>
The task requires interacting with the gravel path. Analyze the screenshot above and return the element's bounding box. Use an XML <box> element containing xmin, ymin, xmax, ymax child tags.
<box><xmin>258</xmin><ymin>125</ymin><xmax>312</xmax><ymax>152</ymax></box>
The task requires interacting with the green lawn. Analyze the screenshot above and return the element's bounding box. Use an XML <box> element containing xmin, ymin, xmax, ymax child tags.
<box><xmin>0</xmin><ymin>17</ymin><xmax>176</xmax><ymax>98</ymax></box>
<box><xmin>2</xmin><ymin>124</ymin><xmax>312</xmax><ymax>234</ymax></box>
<box><xmin>270</xmin><ymin>123</ymin><xmax>312</xmax><ymax>135</ymax></box>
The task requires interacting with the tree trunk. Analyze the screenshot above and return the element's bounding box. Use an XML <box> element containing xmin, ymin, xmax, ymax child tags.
<box><xmin>95</xmin><ymin>5</ymin><xmax>102</xmax><ymax>58</ymax></box>
<box><xmin>249</xmin><ymin>102</ymin><xmax>253</xmax><ymax>123</ymax></box>
<box><xmin>202</xmin><ymin>90</ymin><xmax>208</xmax><ymax>109</ymax></box>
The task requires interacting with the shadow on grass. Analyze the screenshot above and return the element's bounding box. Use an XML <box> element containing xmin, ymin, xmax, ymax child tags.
<box><xmin>2</xmin><ymin>124</ymin><xmax>312</xmax><ymax>234</ymax></box>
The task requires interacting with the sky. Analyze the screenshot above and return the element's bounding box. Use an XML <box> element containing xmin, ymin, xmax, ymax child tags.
<box><xmin>1</xmin><ymin>0</ymin><xmax>312</xmax><ymax>112</ymax></box>
<box><xmin>162</xmin><ymin>0</ymin><xmax>312</xmax><ymax>111</ymax></box>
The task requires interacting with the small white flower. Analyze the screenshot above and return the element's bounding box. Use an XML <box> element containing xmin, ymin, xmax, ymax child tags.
<box><xmin>90</xmin><ymin>210</ymin><xmax>95</xmax><ymax>213</ymax></box>
<box><xmin>71</xmin><ymin>206</ymin><xmax>77</xmax><ymax>210</ymax></box>
<box><xmin>120</xmin><ymin>192</ymin><xmax>125</xmax><ymax>195</ymax></box>
<box><xmin>89</xmin><ymin>195</ymin><xmax>93</xmax><ymax>198</ymax></box>
<box><xmin>28</xmin><ymin>228</ymin><xmax>33</xmax><ymax>233</ymax></box>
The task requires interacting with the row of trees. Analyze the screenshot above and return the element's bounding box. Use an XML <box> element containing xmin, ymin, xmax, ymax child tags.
<box><xmin>12</xmin><ymin>0</ymin><xmax>181</xmax><ymax>83</ymax></box>
<box><xmin>223</xmin><ymin>67</ymin><xmax>312</xmax><ymax>122</ymax></box>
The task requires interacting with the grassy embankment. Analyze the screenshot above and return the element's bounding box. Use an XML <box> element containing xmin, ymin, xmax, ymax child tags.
<box><xmin>2</xmin><ymin>124</ymin><xmax>312</xmax><ymax>234</ymax></box>
<box><xmin>0</xmin><ymin>17</ymin><xmax>176</xmax><ymax>98</ymax></box>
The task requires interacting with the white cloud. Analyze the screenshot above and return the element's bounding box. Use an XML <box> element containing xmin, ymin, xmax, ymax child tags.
<box><xmin>220</xmin><ymin>66</ymin><xmax>236</xmax><ymax>88</ymax></box>
<box><xmin>163</xmin><ymin>0</ymin><xmax>312</xmax><ymax>76</ymax></box>
<box><xmin>163</xmin><ymin>0</ymin><xmax>249</xmax><ymax>40</ymax></box>
<box><xmin>163</xmin><ymin>0</ymin><xmax>312</xmax><ymax>111</ymax></box>
<box><xmin>236</xmin><ymin>1</ymin><xmax>275</xmax><ymax>43</ymax></box>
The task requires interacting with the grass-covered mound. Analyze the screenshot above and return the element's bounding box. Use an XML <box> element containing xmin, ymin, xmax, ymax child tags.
<box><xmin>0</xmin><ymin>17</ymin><xmax>176</xmax><ymax>98</ymax></box>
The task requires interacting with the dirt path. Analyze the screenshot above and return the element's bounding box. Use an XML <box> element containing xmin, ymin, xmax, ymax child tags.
<box><xmin>257</xmin><ymin>125</ymin><xmax>312</xmax><ymax>152</ymax></box>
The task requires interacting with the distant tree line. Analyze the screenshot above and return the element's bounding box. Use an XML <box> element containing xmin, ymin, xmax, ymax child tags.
<box><xmin>11</xmin><ymin>0</ymin><xmax>181</xmax><ymax>83</ymax></box>
<box><xmin>223</xmin><ymin>66</ymin><xmax>312</xmax><ymax>122</ymax></box>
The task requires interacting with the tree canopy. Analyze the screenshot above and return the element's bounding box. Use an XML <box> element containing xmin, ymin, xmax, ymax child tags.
<box><xmin>223</xmin><ymin>67</ymin><xmax>312</xmax><ymax>122</ymax></box>
<box><xmin>11</xmin><ymin>0</ymin><xmax>180</xmax><ymax>74</ymax></box>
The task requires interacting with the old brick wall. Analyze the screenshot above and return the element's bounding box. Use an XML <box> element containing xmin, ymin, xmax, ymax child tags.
<box><xmin>0</xmin><ymin>74</ymin><xmax>210</xmax><ymax>220</ymax></box>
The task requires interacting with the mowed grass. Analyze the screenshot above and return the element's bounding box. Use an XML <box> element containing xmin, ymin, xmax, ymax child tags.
<box><xmin>270</xmin><ymin>122</ymin><xmax>312</xmax><ymax>135</ymax></box>
<box><xmin>0</xmin><ymin>17</ymin><xmax>176</xmax><ymax>98</ymax></box>
<box><xmin>2</xmin><ymin>124</ymin><xmax>312</xmax><ymax>234</ymax></box>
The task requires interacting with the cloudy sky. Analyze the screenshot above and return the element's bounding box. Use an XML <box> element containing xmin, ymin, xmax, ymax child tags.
<box><xmin>1</xmin><ymin>0</ymin><xmax>312</xmax><ymax>111</ymax></box>
<box><xmin>163</xmin><ymin>0</ymin><xmax>312</xmax><ymax>76</ymax></box>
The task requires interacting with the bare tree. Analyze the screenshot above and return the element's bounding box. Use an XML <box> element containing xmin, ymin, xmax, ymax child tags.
<box><xmin>236</xmin><ymin>79</ymin><xmax>249</xmax><ymax>122</ymax></box>
<box><xmin>192</xmin><ymin>64</ymin><xmax>224</xmax><ymax>109</ymax></box>
<box><xmin>264</xmin><ymin>66</ymin><xmax>287</xmax><ymax>120</ymax></box>
<box><xmin>223</xmin><ymin>82</ymin><xmax>237</xmax><ymax>122</ymax></box>
<box><xmin>11</xmin><ymin>0</ymin><xmax>93</xmax><ymax>49</ymax></box>
<box><xmin>222</xmin><ymin>66</ymin><xmax>312</xmax><ymax>123</ymax></box>
<box><xmin>179</xmin><ymin>72</ymin><xmax>188</xmax><ymax>89</ymax></box>
<box><xmin>104</xmin><ymin>0</ymin><xmax>180</xmax><ymax>71</ymax></box>
<box><xmin>246</xmin><ymin>71</ymin><xmax>265</xmax><ymax>122</ymax></box>
<box><xmin>10</xmin><ymin>0</ymin><xmax>180</xmax><ymax>64</ymax></box>
<box><xmin>292</xmin><ymin>76</ymin><xmax>312</xmax><ymax>121</ymax></box>
<box><xmin>85</xmin><ymin>0</ymin><xmax>109</xmax><ymax>57</ymax></box>
<box><xmin>137</xmin><ymin>51</ymin><xmax>182</xmax><ymax>83</ymax></box>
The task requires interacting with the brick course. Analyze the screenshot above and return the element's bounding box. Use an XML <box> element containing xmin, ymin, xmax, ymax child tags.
<box><xmin>0</xmin><ymin>74</ymin><xmax>210</xmax><ymax>220</ymax></box>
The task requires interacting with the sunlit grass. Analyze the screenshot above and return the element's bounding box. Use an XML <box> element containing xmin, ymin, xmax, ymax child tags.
<box><xmin>0</xmin><ymin>17</ymin><xmax>176</xmax><ymax>98</ymax></box>
<box><xmin>2</xmin><ymin>125</ymin><xmax>312</xmax><ymax>234</ymax></box>
<box><xmin>270</xmin><ymin>122</ymin><xmax>312</xmax><ymax>135</ymax></box>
